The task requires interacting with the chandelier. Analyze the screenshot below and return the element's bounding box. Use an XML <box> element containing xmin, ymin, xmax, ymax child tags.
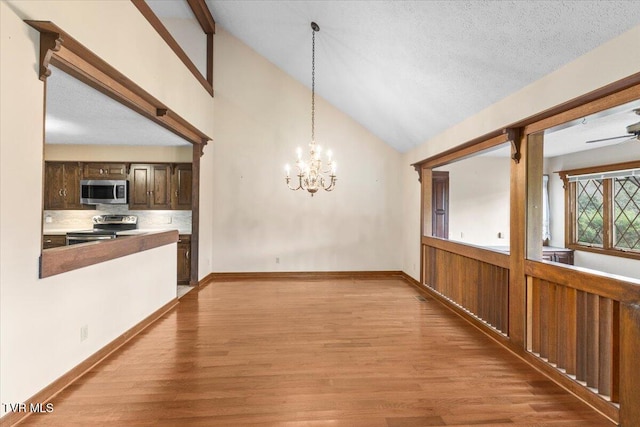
<box><xmin>285</xmin><ymin>21</ymin><xmax>337</xmax><ymax>196</ymax></box>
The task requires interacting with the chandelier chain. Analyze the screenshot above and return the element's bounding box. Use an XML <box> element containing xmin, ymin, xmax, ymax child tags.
<box><xmin>284</xmin><ymin>21</ymin><xmax>336</xmax><ymax>196</ymax></box>
<box><xmin>311</xmin><ymin>27</ymin><xmax>316</xmax><ymax>143</ymax></box>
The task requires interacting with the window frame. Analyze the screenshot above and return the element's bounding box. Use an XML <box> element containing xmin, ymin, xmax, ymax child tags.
<box><xmin>559</xmin><ymin>160</ymin><xmax>640</xmax><ymax>261</ymax></box>
<box><xmin>132</xmin><ymin>0</ymin><xmax>215</xmax><ymax>96</ymax></box>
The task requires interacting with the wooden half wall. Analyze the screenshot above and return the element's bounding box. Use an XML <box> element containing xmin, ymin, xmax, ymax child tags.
<box><xmin>412</xmin><ymin>75</ymin><xmax>640</xmax><ymax>425</ymax></box>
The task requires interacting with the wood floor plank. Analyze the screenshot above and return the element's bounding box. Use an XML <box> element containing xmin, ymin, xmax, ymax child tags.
<box><xmin>17</xmin><ymin>278</ymin><xmax>613</xmax><ymax>426</ymax></box>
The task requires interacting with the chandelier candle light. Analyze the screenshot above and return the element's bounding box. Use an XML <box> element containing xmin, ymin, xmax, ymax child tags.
<box><xmin>285</xmin><ymin>21</ymin><xmax>337</xmax><ymax>196</ymax></box>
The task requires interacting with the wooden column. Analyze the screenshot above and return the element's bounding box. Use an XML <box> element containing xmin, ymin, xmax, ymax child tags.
<box><xmin>619</xmin><ymin>303</ymin><xmax>640</xmax><ymax>425</ymax></box>
<box><xmin>509</xmin><ymin>129</ymin><xmax>526</xmax><ymax>346</ymax></box>
<box><xmin>420</xmin><ymin>166</ymin><xmax>432</xmax><ymax>285</ymax></box>
<box><xmin>190</xmin><ymin>142</ymin><xmax>204</xmax><ymax>285</ymax></box>
<box><xmin>526</xmin><ymin>133</ymin><xmax>544</xmax><ymax>260</ymax></box>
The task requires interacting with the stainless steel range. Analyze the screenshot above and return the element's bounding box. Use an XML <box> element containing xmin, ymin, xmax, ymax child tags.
<box><xmin>66</xmin><ymin>215</ymin><xmax>138</xmax><ymax>245</ymax></box>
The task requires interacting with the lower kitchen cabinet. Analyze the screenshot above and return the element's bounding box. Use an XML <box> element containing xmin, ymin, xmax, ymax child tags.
<box><xmin>177</xmin><ymin>234</ymin><xmax>191</xmax><ymax>285</ymax></box>
<box><xmin>542</xmin><ymin>247</ymin><xmax>574</xmax><ymax>265</ymax></box>
<box><xmin>43</xmin><ymin>234</ymin><xmax>66</xmax><ymax>249</ymax></box>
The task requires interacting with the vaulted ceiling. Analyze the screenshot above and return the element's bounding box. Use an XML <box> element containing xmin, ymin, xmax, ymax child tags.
<box><xmin>44</xmin><ymin>1</ymin><xmax>640</xmax><ymax>153</ymax></box>
<box><xmin>205</xmin><ymin>1</ymin><xmax>640</xmax><ymax>152</ymax></box>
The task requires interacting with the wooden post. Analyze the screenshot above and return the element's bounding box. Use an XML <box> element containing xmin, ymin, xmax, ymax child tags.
<box><xmin>526</xmin><ymin>133</ymin><xmax>544</xmax><ymax>261</ymax></box>
<box><xmin>509</xmin><ymin>129</ymin><xmax>526</xmax><ymax>346</ymax></box>
<box><xmin>619</xmin><ymin>303</ymin><xmax>640</xmax><ymax>425</ymax></box>
<box><xmin>420</xmin><ymin>166</ymin><xmax>432</xmax><ymax>285</ymax></box>
<box><xmin>190</xmin><ymin>141</ymin><xmax>203</xmax><ymax>285</ymax></box>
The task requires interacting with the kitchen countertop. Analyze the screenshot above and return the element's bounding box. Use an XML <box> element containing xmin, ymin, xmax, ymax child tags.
<box><xmin>44</xmin><ymin>228</ymin><xmax>191</xmax><ymax>235</ymax></box>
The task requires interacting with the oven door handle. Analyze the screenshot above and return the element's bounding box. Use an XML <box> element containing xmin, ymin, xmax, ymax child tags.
<box><xmin>66</xmin><ymin>235</ymin><xmax>116</xmax><ymax>244</ymax></box>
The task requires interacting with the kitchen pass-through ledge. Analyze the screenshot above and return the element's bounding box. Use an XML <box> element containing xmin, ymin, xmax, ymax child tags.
<box><xmin>39</xmin><ymin>230</ymin><xmax>179</xmax><ymax>278</ymax></box>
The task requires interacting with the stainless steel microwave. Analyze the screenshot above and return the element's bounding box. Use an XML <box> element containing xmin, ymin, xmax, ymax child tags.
<box><xmin>80</xmin><ymin>180</ymin><xmax>128</xmax><ymax>205</ymax></box>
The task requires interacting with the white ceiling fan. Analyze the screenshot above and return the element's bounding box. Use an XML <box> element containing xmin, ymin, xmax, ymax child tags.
<box><xmin>586</xmin><ymin>108</ymin><xmax>640</xmax><ymax>144</ymax></box>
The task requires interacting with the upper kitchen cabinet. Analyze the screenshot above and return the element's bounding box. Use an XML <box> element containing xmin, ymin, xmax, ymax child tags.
<box><xmin>44</xmin><ymin>162</ymin><xmax>86</xmax><ymax>210</ymax></box>
<box><xmin>83</xmin><ymin>163</ymin><xmax>128</xmax><ymax>180</ymax></box>
<box><xmin>172</xmin><ymin>164</ymin><xmax>192</xmax><ymax>210</ymax></box>
<box><xmin>129</xmin><ymin>164</ymin><xmax>172</xmax><ymax>210</ymax></box>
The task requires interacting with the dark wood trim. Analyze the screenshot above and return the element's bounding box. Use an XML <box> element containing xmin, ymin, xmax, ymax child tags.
<box><xmin>558</xmin><ymin>160</ymin><xmax>640</xmax><ymax>179</ymax></box>
<box><xmin>26</xmin><ymin>20</ymin><xmax>208</xmax><ymax>282</ymax></box>
<box><xmin>413</xmin><ymin>131</ymin><xmax>509</xmax><ymax>170</ymax></box>
<box><xmin>507</xmin><ymin>128</ymin><xmax>522</xmax><ymax>164</ymax></box>
<box><xmin>25</xmin><ymin>20</ymin><xmax>212</xmax><ymax>146</ymax></box>
<box><xmin>206</xmin><ymin>271</ymin><xmax>407</xmax><ymax>282</ymax></box>
<box><xmin>620</xmin><ymin>302</ymin><xmax>640</xmax><ymax>425</ymax></box>
<box><xmin>190</xmin><ymin>143</ymin><xmax>201</xmax><ymax>285</ymax></box>
<box><xmin>399</xmin><ymin>271</ymin><xmax>421</xmax><ymax>287</ymax></box>
<box><xmin>197</xmin><ymin>271</ymin><xmax>216</xmax><ymax>290</ymax></box>
<box><xmin>186</xmin><ymin>0</ymin><xmax>216</xmax><ymax>33</ymax></box>
<box><xmin>37</xmin><ymin>31</ymin><xmax>62</xmax><ymax>81</ymax></box>
<box><xmin>559</xmin><ymin>160</ymin><xmax>640</xmax><ymax>260</ymax></box>
<box><xmin>131</xmin><ymin>0</ymin><xmax>214</xmax><ymax>96</ymax></box>
<box><xmin>0</xmin><ymin>297</ymin><xmax>178</xmax><ymax>427</ymax></box>
<box><xmin>509</xmin><ymin>129</ymin><xmax>527</xmax><ymax>347</ymax></box>
<box><xmin>412</xmin><ymin>74</ymin><xmax>640</xmax><ymax>170</ymax></box>
<box><xmin>206</xmin><ymin>32</ymin><xmax>214</xmax><ymax>86</ymax></box>
<box><xmin>420</xmin><ymin>166</ymin><xmax>433</xmax><ymax>284</ymax></box>
<box><xmin>40</xmin><ymin>230</ymin><xmax>179</xmax><ymax>278</ymax></box>
<box><xmin>524</xmin><ymin>81</ymin><xmax>640</xmax><ymax>136</ymax></box>
<box><xmin>421</xmin><ymin>236</ymin><xmax>510</xmax><ymax>269</ymax></box>
<box><xmin>524</xmin><ymin>259</ymin><xmax>640</xmax><ymax>304</ymax></box>
<box><xmin>567</xmin><ymin>244</ymin><xmax>640</xmax><ymax>262</ymax></box>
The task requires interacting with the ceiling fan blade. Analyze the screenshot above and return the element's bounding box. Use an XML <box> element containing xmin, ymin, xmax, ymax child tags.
<box><xmin>585</xmin><ymin>135</ymin><xmax>632</xmax><ymax>144</ymax></box>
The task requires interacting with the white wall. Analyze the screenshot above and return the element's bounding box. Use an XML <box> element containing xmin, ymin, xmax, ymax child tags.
<box><xmin>545</xmin><ymin>142</ymin><xmax>640</xmax><ymax>279</ymax></box>
<box><xmin>401</xmin><ymin>24</ymin><xmax>640</xmax><ymax>281</ymax></box>
<box><xmin>0</xmin><ymin>0</ymin><xmax>213</xmax><ymax>415</ymax></box>
<box><xmin>210</xmin><ymin>28</ymin><xmax>403</xmax><ymax>272</ymax></box>
<box><xmin>44</xmin><ymin>144</ymin><xmax>193</xmax><ymax>163</ymax></box>
<box><xmin>437</xmin><ymin>155</ymin><xmax>511</xmax><ymax>247</ymax></box>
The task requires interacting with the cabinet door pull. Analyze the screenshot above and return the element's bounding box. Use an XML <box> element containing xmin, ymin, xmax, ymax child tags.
<box><xmin>58</xmin><ymin>189</ymin><xmax>63</xmax><ymax>196</ymax></box>
<box><xmin>99</xmin><ymin>168</ymin><xmax>104</xmax><ymax>174</ymax></box>
<box><xmin>45</xmin><ymin>239</ymin><xmax>52</xmax><ymax>243</ymax></box>
<box><xmin>175</xmin><ymin>190</ymin><xmax>179</xmax><ymax>197</ymax></box>
<box><xmin>186</xmin><ymin>251</ymin><xmax>190</xmax><ymax>259</ymax></box>
<box><xmin>63</xmin><ymin>189</ymin><xmax>67</xmax><ymax>197</ymax></box>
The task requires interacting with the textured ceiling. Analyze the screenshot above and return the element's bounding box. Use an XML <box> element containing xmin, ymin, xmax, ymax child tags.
<box><xmin>205</xmin><ymin>0</ymin><xmax>640</xmax><ymax>152</ymax></box>
<box><xmin>46</xmin><ymin>65</ymin><xmax>190</xmax><ymax>146</ymax></box>
<box><xmin>44</xmin><ymin>1</ymin><xmax>640</xmax><ymax>153</ymax></box>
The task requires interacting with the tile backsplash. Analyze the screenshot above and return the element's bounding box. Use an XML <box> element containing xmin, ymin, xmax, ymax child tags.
<box><xmin>43</xmin><ymin>205</ymin><xmax>192</xmax><ymax>234</ymax></box>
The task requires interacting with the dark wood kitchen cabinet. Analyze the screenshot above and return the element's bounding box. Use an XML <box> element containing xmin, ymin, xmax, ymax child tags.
<box><xmin>43</xmin><ymin>234</ymin><xmax>66</xmax><ymax>249</ymax></box>
<box><xmin>541</xmin><ymin>247</ymin><xmax>574</xmax><ymax>265</ymax></box>
<box><xmin>44</xmin><ymin>162</ymin><xmax>85</xmax><ymax>210</ymax></box>
<box><xmin>177</xmin><ymin>234</ymin><xmax>191</xmax><ymax>284</ymax></box>
<box><xmin>83</xmin><ymin>162</ymin><xmax>128</xmax><ymax>180</ymax></box>
<box><xmin>172</xmin><ymin>164</ymin><xmax>192</xmax><ymax>210</ymax></box>
<box><xmin>128</xmin><ymin>164</ymin><xmax>172</xmax><ymax>210</ymax></box>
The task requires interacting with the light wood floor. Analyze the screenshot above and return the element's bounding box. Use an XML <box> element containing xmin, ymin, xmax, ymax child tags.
<box><xmin>20</xmin><ymin>278</ymin><xmax>613</xmax><ymax>426</ymax></box>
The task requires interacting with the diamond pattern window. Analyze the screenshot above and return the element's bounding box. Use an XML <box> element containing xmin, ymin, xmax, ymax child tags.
<box><xmin>576</xmin><ymin>179</ymin><xmax>604</xmax><ymax>247</ymax></box>
<box><xmin>613</xmin><ymin>176</ymin><xmax>640</xmax><ymax>251</ymax></box>
<box><xmin>561</xmin><ymin>163</ymin><xmax>640</xmax><ymax>259</ymax></box>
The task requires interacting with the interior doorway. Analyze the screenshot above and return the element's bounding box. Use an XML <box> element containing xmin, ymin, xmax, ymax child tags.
<box><xmin>432</xmin><ymin>171</ymin><xmax>449</xmax><ymax>239</ymax></box>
